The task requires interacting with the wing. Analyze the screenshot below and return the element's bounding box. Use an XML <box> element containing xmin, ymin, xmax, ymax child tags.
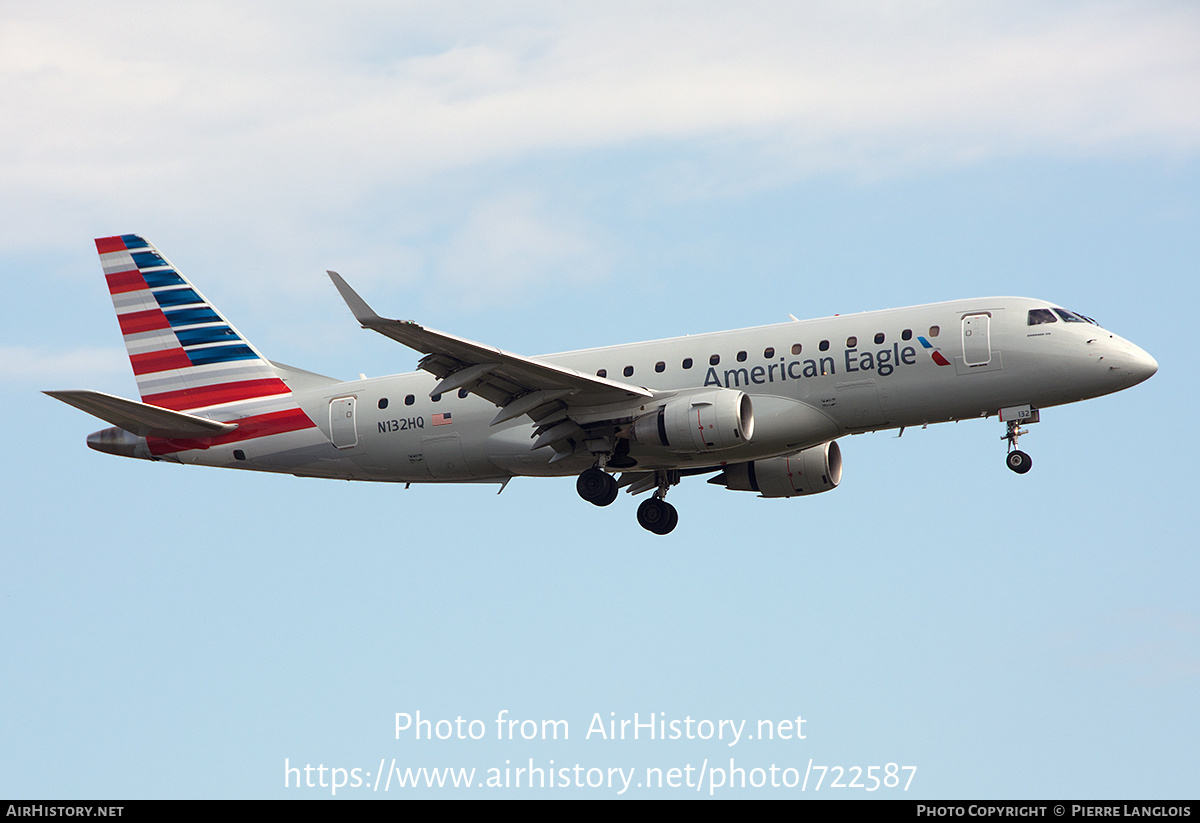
<box><xmin>328</xmin><ymin>273</ymin><xmax>653</xmax><ymax>441</ymax></box>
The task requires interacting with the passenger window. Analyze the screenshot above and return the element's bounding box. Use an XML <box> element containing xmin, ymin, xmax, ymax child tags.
<box><xmin>654</xmin><ymin>361</ymin><xmax>665</xmax><ymax>373</ymax></box>
<box><xmin>736</xmin><ymin>350</ymin><xmax>747</xmax><ymax>362</ymax></box>
<box><xmin>791</xmin><ymin>343</ymin><xmax>802</xmax><ymax>355</ymax></box>
<box><xmin>763</xmin><ymin>347</ymin><xmax>774</xmax><ymax>358</ymax></box>
<box><xmin>682</xmin><ymin>358</ymin><xmax>693</xmax><ymax>369</ymax></box>
<box><xmin>846</xmin><ymin>336</ymin><xmax>857</xmax><ymax>347</ymax></box>
<box><xmin>596</xmin><ymin>369</ymin><xmax>607</xmax><ymax>378</ymax></box>
<box><xmin>431</xmin><ymin>393</ymin><xmax>441</xmax><ymax>402</ymax></box>
<box><xmin>929</xmin><ymin>326</ymin><xmax>940</xmax><ymax>338</ymax></box>
<box><xmin>819</xmin><ymin>340</ymin><xmax>830</xmax><ymax>352</ymax></box>
<box><xmin>378</xmin><ymin>398</ymin><xmax>389</xmax><ymax>409</ymax></box>
<box><xmin>458</xmin><ymin>388</ymin><xmax>469</xmax><ymax>398</ymax></box>
<box><xmin>623</xmin><ymin>365</ymin><xmax>634</xmax><ymax>377</ymax></box>
<box><xmin>710</xmin><ymin>354</ymin><xmax>720</xmax><ymax>366</ymax></box>
<box><xmin>874</xmin><ymin>332</ymin><xmax>885</xmax><ymax>344</ymax></box>
<box><xmin>1027</xmin><ymin>309</ymin><xmax>1058</xmax><ymax>325</ymax></box>
<box><xmin>405</xmin><ymin>394</ymin><xmax>415</xmax><ymax>406</ymax></box>
<box><xmin>901</xmin><ymin>329</ymin><xmax>912</xmax><ymax>341</ymax></box>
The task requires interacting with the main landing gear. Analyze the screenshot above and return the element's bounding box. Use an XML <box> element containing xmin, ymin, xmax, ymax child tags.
<box><xmin>575</xmin><ymin>465</ymin><xmax>680</xmax><ymax>535</ymax></box>
<box><xmin>1003</xmin><ymin>419</ymin><xmax>1033</xmax><ymax>474</ymax></box>
<box><xmin>636</xmin><ymin>496</ymin><xmax>678</xmax><ymax>535</ymax></box>
<box><xmin>576</xmin><ymin>466</ymin><xmax>618</xmax><ymax>506</ymax></box>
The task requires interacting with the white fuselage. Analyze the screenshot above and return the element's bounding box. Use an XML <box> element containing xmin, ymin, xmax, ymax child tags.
<box><xmin>148</xmin><ymin>296</ymin><xmax>1156</xmax><ymax>483</ymax></box>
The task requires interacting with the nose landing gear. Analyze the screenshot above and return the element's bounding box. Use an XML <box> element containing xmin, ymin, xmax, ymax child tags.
<box><xmin>1003</xmin><ymin>419</ymin><xmax>1032</xmax><ymax>474</ymax></box>
<box><xmin>1006</xmin><ymin>447</ymin><xmax>1032</xmax><ymax>474</ymax></box>
<box><xmin>999</xmin><ymin>406</ymin><xmax>1040</xmax><ymax>475</ymax></box>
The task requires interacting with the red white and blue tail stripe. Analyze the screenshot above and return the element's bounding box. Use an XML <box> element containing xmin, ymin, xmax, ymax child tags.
<box><xmin>95</xmin><ymin>234</ymin><xmax>318</xmax><ymax>456</ymax></box>
<box><xmin>97</xmin><ymin>234</ymin><xmax>292</xmax><ymax>412</ymax></box>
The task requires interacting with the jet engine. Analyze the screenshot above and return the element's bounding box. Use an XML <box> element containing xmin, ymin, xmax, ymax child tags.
<box><xmin>708</xmin><ymin>441</ymin><xmax>842</xmax><ymax>497</ymax></box>
<box><xmin>629</xmin><ymin>388</ymin><xmax>754</xmax><ymax>454</ymax></box>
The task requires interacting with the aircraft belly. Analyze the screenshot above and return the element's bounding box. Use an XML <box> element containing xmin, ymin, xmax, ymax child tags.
<box><xmin>485</xmin><ymin>425</ymin><xmax>570</xmax><ymax>477</ymax></box>
<box><xmin>181</xmin><ymin>426</ymin><xmax>362</xmax><ymax>477</ymax></box>
<box><xmin>830</xmin><ymin>378</ymin><xmax>886</xmax><ymax>431</ymax></box>
<box><xmin>867</xmin><ymin>368</ymin><xmax>1015</xmax><ymax>425</ymax></box>
<box><xmin>421</xmin><ymin>433</ymin><xmax>473</xmax><ymax>479</ymax></box>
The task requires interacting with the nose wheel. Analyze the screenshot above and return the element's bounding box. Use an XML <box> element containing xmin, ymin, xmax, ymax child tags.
<box><xmin>1006</xmin><ymin>449</ymin><xmax>1032</xmax><ymax>474</ymax></box>
<box><xmin>1003</xmin><ymin>420</ymin><xmax>1033</xmax><ymax>474</ymax></box>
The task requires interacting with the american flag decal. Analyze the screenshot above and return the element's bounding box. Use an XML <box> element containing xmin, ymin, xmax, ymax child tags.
<box><xmin>432</xmin><ymin>412</ymin><xmax>452</xmax><ymax>426</ymax></box>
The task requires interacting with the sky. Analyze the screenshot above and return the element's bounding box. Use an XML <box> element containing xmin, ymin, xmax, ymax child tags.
<box><xmin>2</xmin><ymin>0</ymin><xmax>1198</xmax><ymax>799</ymax></box>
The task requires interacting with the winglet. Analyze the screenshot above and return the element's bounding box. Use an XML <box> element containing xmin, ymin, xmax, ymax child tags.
<box><xmin>328</xmin><ymin>271</ymin><xmax>384</xmax><ymax>326</ymax></box>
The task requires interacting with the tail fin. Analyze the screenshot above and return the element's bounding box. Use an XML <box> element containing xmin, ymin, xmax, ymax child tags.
<box><xmin>96</xmin><ymin>234</ymin><xmax>292</xmax><ymax>412</ymax></box>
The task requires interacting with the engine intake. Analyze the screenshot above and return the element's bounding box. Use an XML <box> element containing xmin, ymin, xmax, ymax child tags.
<box><xmin>630</xmin><ymin>389</ymin><xmax>754</xmax><ymax>454</ymax></box>
<box><xmin>709</xmin><ymin>441</ymin><xmax>842</xmax><ymax>497</ymax></box>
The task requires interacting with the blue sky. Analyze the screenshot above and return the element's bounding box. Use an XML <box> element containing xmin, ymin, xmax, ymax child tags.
<box><xmin>3</xmin><ymin>0</ymin><xmax>1198</xmax><ymax>798</ymax></box>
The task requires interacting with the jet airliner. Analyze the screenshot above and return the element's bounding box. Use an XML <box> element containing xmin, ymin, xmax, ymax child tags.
<box><xmin>48</xmin><ymin>235</ymin><xmax>1158</xmax><ymax>534</ymax></box>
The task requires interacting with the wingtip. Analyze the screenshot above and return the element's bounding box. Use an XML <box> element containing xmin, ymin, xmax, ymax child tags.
<box><xmin>327</xmin><ymin>270</ymin><xmax>383</xmax><ymax>325</ymax></box>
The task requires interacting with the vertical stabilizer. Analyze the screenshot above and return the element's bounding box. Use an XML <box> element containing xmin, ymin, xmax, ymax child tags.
<box><xmin>96</xmin><ymin>234</ymin><xmax>293</xmax><ymax>412</ymax></box>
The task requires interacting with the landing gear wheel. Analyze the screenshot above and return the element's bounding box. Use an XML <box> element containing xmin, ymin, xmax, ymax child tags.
<box><xmin>1006</xmin><ymin>450</ymin><xmax>1032</xmax><ymax>474</ymax></box>
<box><xmin>663</xmin><ymin>503</ymin><xmax>679</xmax><ymax>534</ymax></box>
<box><xmin>577</xmin><ymin>467</ymin><xmax>618</xmax><ymax>506</ymax></box>
<box><xmin>637</xmin><ymin>498</ymin><xmax>678</xmax><ymax>535</ymax></box>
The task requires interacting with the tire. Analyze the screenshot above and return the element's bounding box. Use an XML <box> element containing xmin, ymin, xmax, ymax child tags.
<box><xmin>597</xmin><ymin>480</ymin><xmax>618</xmax><ymax>506</ymax></box>
<box><xmin>637</xmin><ymin>498</ymin><xmax>678</xmax><ymax>535</ymax></box>
<box><xmin>1006</xmin><ymin>450</ymin><xmax>1032</xmax><ymax>474</ymax></box>
<box><xmin>577</xmin><ymin>467</ymin><xmax>617</xmax><ymax>505</ymax></box>
<box><xmin>661</xmin><ymin>502</ymin><xmax>679</xmax><ymax>534</ymax></box>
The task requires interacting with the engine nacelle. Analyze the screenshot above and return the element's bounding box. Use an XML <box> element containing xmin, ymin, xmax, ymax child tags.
<box><xmin>710</xmin><ymin>441</ymin><xmax>842</xmax><ymax>498</ymax></box>
<box><xmin>630</xmin><ymin>388</ymin><xmax>754</xmax><ymax>454</ymax></box>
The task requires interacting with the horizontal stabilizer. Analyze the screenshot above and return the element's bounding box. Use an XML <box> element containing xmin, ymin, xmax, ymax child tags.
<box><xmin>45</xmin><ymin>389</ymin><xmax>238</xmax><ymax>438</ymax></box>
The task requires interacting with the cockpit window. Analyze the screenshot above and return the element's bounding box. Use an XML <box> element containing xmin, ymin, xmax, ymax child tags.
<box><xmin>1053</xmin><ymin>308</ymin><xmax>1097</xmax><ymax>325</ymax></box>
<box><xmin>1027</xmin><ymin>309</ymin><xmax>1057</xmax><ymax>325</ymax></box>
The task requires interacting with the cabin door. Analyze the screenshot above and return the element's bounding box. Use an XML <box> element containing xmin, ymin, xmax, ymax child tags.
<box><xmin>329</xmin><ymin>396</ymin><xmax>358</xmax><ymax>449</ymax></box>
<box><xmin>961</xmin><ymin>314</ymin><xmax>992</xmax><ymax>367</ymax></box>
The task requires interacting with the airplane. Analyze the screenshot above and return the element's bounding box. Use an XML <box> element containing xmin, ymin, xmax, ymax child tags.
<box><xmin>47</xmin><ymin>234</ymin><xmax>1158</xmax><ymax>535</ymax></box>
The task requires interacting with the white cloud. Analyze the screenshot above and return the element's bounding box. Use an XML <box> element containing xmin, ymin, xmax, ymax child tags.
<box><xmin>2</xmin><ymin>0</ymin><xmax>1197</xmax><ymax>279</ymax></box>
<box><xmin>2</xmin><ymin>346</ymin><xmax>125</xmax><ymax>386</ymax></box>
<box><xmin>429</xmin><ymin>191</ymin><xmax>609</xmax><ymax>308</ymax></box>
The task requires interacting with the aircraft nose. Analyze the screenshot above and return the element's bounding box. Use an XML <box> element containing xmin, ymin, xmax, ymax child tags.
<box><xmin>1133</xmin><ymin>348</ymin><xmax>1158</xmax><ymax>381</ymax></box>
<box><xmin>1120</xmin><ymin>344</ymin><xmax>1158</xmax><ymax>386</ymax></box>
